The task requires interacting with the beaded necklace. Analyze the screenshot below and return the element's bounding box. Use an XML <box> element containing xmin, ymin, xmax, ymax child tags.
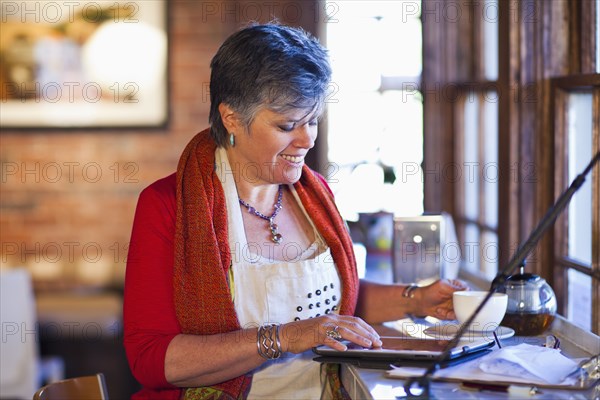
<box><xmin>238</xmin><ymin>185</ymin><xmax>284</xmax><ymax>244</ymax></box>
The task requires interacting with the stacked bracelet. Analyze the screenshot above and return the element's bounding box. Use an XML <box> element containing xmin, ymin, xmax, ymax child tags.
<box><xmin>257</xmin><ymin>323</ymin><xmax>282</xmax><ymax>360</ymax></box>
<box><xmin>402</xmin><ymin>283</ymin><xmax>419</xmax><ymax>299</ymax></box>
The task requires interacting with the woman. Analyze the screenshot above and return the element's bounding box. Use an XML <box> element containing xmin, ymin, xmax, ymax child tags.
<box><xmin>123</xmin><ymin>23</ymin><xmax>467</xmax><ymax>399</ymax></box>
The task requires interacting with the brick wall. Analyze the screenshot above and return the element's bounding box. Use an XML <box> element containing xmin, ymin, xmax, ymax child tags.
<box><xmin>1</xmin><ymin>1</ymin><xmax>319</xmax><ymax>288</ymax></box>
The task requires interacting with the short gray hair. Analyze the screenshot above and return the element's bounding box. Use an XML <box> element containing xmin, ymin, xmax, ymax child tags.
<box><xmin>208</xmin><ymin>23</ymin><xmax>332</xmax><ymax>147</ymax></box>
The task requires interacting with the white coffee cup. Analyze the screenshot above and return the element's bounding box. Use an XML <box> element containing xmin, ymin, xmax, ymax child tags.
<box><xmin>453</xmin><ymin>291</ymin><xmax>508</xmax><ymax>331</ymax></box>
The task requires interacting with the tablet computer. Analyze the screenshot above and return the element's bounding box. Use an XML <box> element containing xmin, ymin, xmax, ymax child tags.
<box><xmin>313</xmin><ymin>336</ymin><xmax>494</xmax><ymax>368</ymax></box>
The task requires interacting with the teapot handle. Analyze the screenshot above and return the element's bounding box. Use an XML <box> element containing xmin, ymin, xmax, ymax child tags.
<box><xmin>539</xmin><ymin>285</ymin><xmax>554</xmax><ymax>305</ymax></box>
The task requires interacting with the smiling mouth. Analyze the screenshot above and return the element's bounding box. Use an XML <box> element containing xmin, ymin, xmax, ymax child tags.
<box><xmin>280</xmin><ymin>154</ymin><xmax>303</xmax><ymax>163</ymax></box>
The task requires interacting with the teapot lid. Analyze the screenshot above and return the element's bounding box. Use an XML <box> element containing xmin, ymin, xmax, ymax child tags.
<box><xmin>506</xmin><ymin>272</ymin><xmax>541</xmax><ymax>283</ymax></box>
<box><xmin>506</xmin><ymin>261</ymin><xmax>542</xmax><ymax>283</ymax></box>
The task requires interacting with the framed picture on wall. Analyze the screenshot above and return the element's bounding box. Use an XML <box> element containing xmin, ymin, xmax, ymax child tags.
<box><xmin>0</xmin><ymin>0</ymin><xmax>168</xmax><ymax>128</ymax></box>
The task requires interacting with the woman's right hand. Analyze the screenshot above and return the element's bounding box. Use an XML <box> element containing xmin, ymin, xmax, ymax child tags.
<box><xmin>279</xmin><ymin>315</ymin><xmax>382</xmax><ymax>353</ymax></box>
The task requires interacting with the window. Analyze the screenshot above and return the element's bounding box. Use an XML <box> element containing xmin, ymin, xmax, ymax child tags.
<box><xmin>597</xmin><ymin>0</ymin><xmax>600</xmax><ymax>73</ymax></box>
<box><xmin>566</xmin><ymin>92</ymin><xmax>593</xmax><ymax>331</ymax></box>
<box><xmin>567</xmin><ymin>93</ymin><xmax>593</xmax><ymax>267</ymax></box>
<box><xmin>423</xmin><ymin>0</ymin><xmax>600</xmax><ymax>333</ymax></box>
<box><xmin>325</xmin><ymin>1</ymin><xmax>423</xmax><ymax>220</ymax></box>
<box><xmin>457</xmin><ymin>90</ymin><xmax>499</xmax><ymax>280</ymax></box>
<box><xmin>553</xmin><ymin>84</ymin><xmax>599</xmax><ymax>332</ymax></box>
<box><xmin>482</xmin><ymin>0</ymin><xmax>498</xmax><ymax>81</ymax></box>
<box><xmin>436</xmin><ymin>0</ymin><xmax>500</xmax><ymax>280</ymax></box>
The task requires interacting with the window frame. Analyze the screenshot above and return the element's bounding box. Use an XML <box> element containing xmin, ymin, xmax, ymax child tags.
<box><xmin>551</xmin><ymin>76</ymin><xmax>600</xmax><ymax>333</ymax></box>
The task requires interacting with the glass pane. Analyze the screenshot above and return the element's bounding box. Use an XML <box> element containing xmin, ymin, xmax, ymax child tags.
<box><xmin>480</xmin><ymin>231</ymin><xmax>498</xmax><ymax>280</ymax></box>
<box><xmin>379</xmin><ymin>90</ymin><xmax>424</xmax><ymax>216</ymax></box>
<box><xmin>327</xmin><ymin>14</ymin><xmax>381</xmax><ymax>92</ymax></box>
<box><xmin>597</xmin><ymin>0</ymin><xmax>600</xmax><ymax>73</ymax></box>
<box><xmin>379</xmin><ymin>16</ymin><xmax>422</xmax><ymax>77</ymax></box>
<box><xmin>567</xmin><ymin>269</ymin><xmax>591</xmax><ymax>331</ymax></box>
<box><xmin>337</xmin><ymin>163</ymin><xmax>385</xmax><ymax>216</ymax></box>
<box><xmin>567</xmin><ymin>93</ymin><xmax>593</xmax><ymax>266</ymax></box>
<box><xmin>328</xmin><ymin>90</ymin><xmax>424</xmax><ymax>217</ymax></box>
<box><xmin>463</xmin><ymin>93</ymin><xmax>480</xmax><ymax>220</ymax></box>
<box><xmin>379</xmin><ymin>91</ymin><xmax>423</xmax><ymax>167</ymax></box>
<box><xmin>327</xmin><ymin>2</ymin><xmax>422</xmax><ymax>88</ymax></box>
<box><xmin>483</xmin><ymin>0</ymin><xmax>499</xmax><ymax>80</ymax></box>
<box><xmin>463</xmin><ymin>224</ymin><xmax>480</xmax><ymax>272</ymax></box>
<box><xmin>327</xmin><ymin>91</ymin><xmax>383</xmax><ymax>165</ymax></box>
<box><xmin>326</xmin><ymin>166</ymin><xmax>363</xmax><ymax>222</ymax></box>
<box><xmin>483</xmin><ymin>92</ymin><xmax>498</xmax><ymax>229</ymax></box>
<box><xmin>326</xmin><ymin>1</ymin><xmax>424</xmax><ymax>221</ymax></box>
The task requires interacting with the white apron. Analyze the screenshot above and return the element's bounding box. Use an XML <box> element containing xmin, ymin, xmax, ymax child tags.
<box><xmin>215</xmin><ymin>148</ymin><xmax>342</xmax><ymax>399</ymax></box>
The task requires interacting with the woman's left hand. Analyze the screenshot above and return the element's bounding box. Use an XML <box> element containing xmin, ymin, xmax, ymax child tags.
<box><xmin>413</xmin><ymin>279</ymin><xmax>468</xmax><ymax>320</ymax></box>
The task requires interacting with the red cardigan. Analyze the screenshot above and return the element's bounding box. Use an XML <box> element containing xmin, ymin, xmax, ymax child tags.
<box><xmin>123</xmin><ymin>173</ymin><xmax>182</xmax><ymax>399</ymax></box>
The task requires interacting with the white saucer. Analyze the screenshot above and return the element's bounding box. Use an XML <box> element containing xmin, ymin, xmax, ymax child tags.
<box><xmin>424</xmin><ymin>323</ymin><xmax>515</xmax><ymax>340</ymax></box>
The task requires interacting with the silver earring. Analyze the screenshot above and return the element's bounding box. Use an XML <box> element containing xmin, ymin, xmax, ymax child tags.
<box><xmin>229</xmin><ymin>133</ymin><xmax>235</xmax><ymax>147</ymax></box>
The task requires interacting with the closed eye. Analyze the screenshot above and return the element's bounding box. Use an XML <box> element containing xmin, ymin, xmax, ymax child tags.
<box><xmin>278</xmin><ymin>124</ymin><xmax>294</xmax><ymax>132</ymax></box>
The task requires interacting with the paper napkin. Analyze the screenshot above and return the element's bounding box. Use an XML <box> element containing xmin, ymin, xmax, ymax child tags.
<box><xmin>478</xmin><ymin>343</ymin><xmax>579</xmax><ymax>384</ymax></box>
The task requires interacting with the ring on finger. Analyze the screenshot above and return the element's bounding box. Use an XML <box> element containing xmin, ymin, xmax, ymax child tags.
<box><xmin>325</xmin><ymin>325</ymin><xmax>342</xmax><ymax>340</ymax></box>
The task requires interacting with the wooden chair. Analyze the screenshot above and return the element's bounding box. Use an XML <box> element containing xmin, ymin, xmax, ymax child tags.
<box><xmin>33</xmin><ymin>373</ymin><xmax>108</xmax><ymax>400</ymax></box>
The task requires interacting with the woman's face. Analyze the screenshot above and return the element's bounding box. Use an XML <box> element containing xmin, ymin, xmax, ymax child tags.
<box><xmin>225</xmin><ymin>106</ymin><xmax>319</xmax><ymax>186</ymax></box>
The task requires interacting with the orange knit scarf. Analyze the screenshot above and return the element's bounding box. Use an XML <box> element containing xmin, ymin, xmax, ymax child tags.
<box><xmin>174</xmin><ymin>129</ymin><xmax>358</xmax><ymax>398</ymax></box>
